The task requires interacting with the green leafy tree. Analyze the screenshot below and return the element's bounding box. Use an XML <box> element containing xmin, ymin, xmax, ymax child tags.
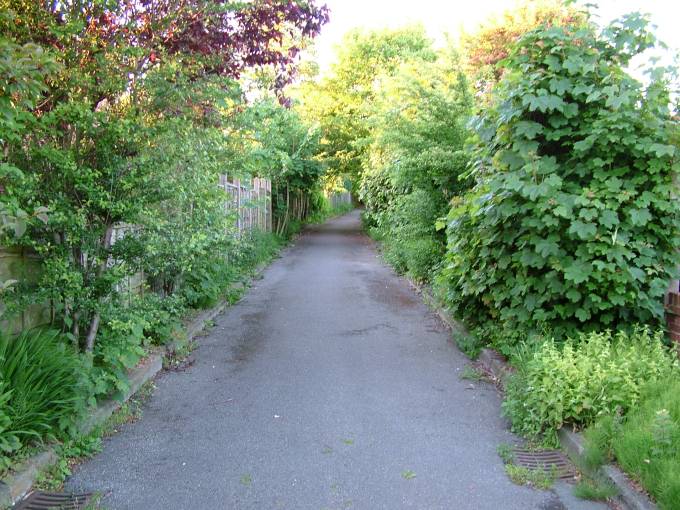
<box><xmin>0</xmin><ymin>35</ymin><xmax>56</xmax><ymax>239</ymax></box>
<box><xmin>441</xmin><ymin>13</ymin><xmax>680</xmax><ymax>350</ymax></box>
<box><xmin>297</xmin><ymin>26</ymin><xmax>436</xmax><ymax>180</ymax></box>
<box><xmin>360</xmin><ymin>49</ymin><xmax>473</xmax><ymax>280</ymax></box>
<box><xmin>237</xmin><ymin>98</ymin><xmax>325</xmax><ymax>235</ymax></box>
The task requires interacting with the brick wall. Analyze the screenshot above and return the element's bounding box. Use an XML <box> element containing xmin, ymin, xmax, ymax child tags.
<box><xmin>665</xmin><ymin>291</ymin><xmax>680</xmax><ymax>346</ymax></box>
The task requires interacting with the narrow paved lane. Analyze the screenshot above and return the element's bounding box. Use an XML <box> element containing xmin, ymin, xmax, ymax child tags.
<box><xmin>68</xmin><ymin>211</ymin><xmax>601</xmax><ymax>509</ymax></box>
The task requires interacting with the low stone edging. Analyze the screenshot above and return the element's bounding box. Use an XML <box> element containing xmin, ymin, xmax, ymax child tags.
<box><xmin>558</xmin><ymin>428</ymin><xmax>657</xmax><ymax>510</ymax></box>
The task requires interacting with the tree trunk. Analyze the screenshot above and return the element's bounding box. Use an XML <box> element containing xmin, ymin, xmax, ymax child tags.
<box><xmin>85</xmin><ymin>225</ymin><xmax>114</xmax><ymax>352</ymax></box>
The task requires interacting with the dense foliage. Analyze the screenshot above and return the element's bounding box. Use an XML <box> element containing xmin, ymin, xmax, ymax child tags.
<box><xmin>236</xmin><ymin>99</ymin><xmax>327</xmax><ymax>236</ymax></box>
<box><xmin>1</xmin><ymin>1</ymin><xmax>679</xmax><ymax>501</ymax></box>
<box><xmin>363</xmin><ymin>54</ymin><xmax>472</xmax><ymax>280</ymax></box>
<box><xmin>300</xmin><ymin>29</ymin><xmax>473</xmax><ymax>281</ymax></box>
<box><xmin>503</xmin><ymin>328</ymin><xmax>679</xmax><ymax>443</ymax></box>
<box><xmin>0</xmin><ymin>0</ymin><xmax>331</xmax><ymax>466</ymax></box>
<box><xmin>1</xmin><ymin>0</ymin><xmax>328</xmax><ymax>353</ymax></box>
<box><xmin>0</xmin><ymin>329</ymin><xmax>88</xmax><ymax>470</ymax></box>
<box><xmin>440</xmin><ymin>14</ymin><xmax>680</xmax><ymax>350</ymax></box>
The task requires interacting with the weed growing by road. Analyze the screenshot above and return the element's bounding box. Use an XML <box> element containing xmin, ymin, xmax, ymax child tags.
<box><xmin>573</xmin><ymin>480</ymin><xmax>617</xmax><ymax>501</ymax></box>
<box><xmin>504</xmin><ymin>464</ymin><xmax>556</xmax><ymax>490</ymax></box>
<box><xmin>34</xmin><ymin>434</ymin><xmax>102</xmax><ymax>491</ymax></box>
<box><xmin>460</xmin><ymin>365</ymin><xmax>484</xmax><ymax>382</ymax></box>
<box><xmin>401</xmin><ymin>470</ymin><xmax>416</xmax><ymax>480</ymax></box>
<box><xmin>496</xmin><ymin>443</ymin><xmax>514</xmax><ymax>464</ymax></box>
<box><xmin>454</xmin><ymin>334</ymin><xmax>484</xmax><ymax>360</ymax></box>
<box><xmin>164</xmin><ymin>340</ymin><xmax>197</xmax><ymax>371</ymax></box>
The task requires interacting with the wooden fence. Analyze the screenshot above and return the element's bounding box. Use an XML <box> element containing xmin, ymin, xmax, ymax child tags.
<box><xmin>219</xmin><ymin>175</ymin><xmax>272</xmax><ymax>233</ymax></box>
<box><xmin>329</xmin><ymin>191</ymin><xmax>352</xmax><ymax>209</ymax></box>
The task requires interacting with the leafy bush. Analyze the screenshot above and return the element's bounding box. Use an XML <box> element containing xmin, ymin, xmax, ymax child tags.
<box><xmin>237</xmin><ymin>229</ymin><xmax>285</xmax><ymax>268</ymax></box>
<box><xmin>179</xmin><ymin>229</ymin><xmax>283</xmax><ymax>309</ymax></box>
<box><xmin>502</xmin><ymin>328</ymin><xmax>679</xmax><ymax>443</ymax></box>
<box><xmin>584</xmin><ymin>378</ymin><xmax>680</xmax><ymax>509</ymax></box>
<box><xmin>90</xmin><ymin>308</ymin><xmax>149</xmax><ymax>401</ymax></box>
<box><xmin>441</xmin><ymin>14</ymin><xmax>680</xmax><ymax>350</ymax></box>
<box><xmin>373</xmin><ymin>190</ymin><xmax>446</xmax><ymax>281</ymax></box>
<box><xmin>129</xmin><ymin>294</ymin><xmax>186</xmax><ymax>346</ymax></box>
<box><xmin>0</xmin><ymin>329</ymin><xmax>89</xmax><ymax>468</ymax></box>
<box><xmin>179</xmin><ymin>251</ymin><xmax>241</xmax><ymax>309</ymax></box>
<box><xmin>357</xmin><ymin>49</ymin><xmax>472</xmax><ymax>282</ymax></box>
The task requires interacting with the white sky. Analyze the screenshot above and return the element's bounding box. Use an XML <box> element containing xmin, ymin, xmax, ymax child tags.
<box><xmin>311</xmin><ymin>0</ymin><xmax>680</xmax><ymax>75</ymax></box>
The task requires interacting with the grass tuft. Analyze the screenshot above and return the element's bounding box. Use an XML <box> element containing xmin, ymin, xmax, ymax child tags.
<box><xmin>573</xmin><ymin>480</ymin><xmax>617</xmax><ymax>501</ymax></box>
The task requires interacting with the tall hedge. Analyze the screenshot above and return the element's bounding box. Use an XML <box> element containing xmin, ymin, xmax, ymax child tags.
<box><xmin>441</xmin><ymin>14</ymin><xmax>679</xmax><ymax>350</ymax></box>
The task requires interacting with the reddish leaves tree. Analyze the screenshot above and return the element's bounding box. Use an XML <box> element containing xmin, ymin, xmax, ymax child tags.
<box><xmin>2</xmin><ymin>0</ymin><xmax>329</xmax><ymax>94</ymax></box>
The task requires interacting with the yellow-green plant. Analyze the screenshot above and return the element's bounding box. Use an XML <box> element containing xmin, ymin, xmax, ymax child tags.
<box><xmin>503</xmin><ymin>328</ymin><xmax>679</xmax><ymax>443</ymax></box>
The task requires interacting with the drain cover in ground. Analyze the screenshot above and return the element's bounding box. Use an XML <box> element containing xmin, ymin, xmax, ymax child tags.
<box><xmin>13</xmin><ymin>491</ymin><xmax>93</xmax><ymax>510</ymax></box>
<box><xmin>512</xmin><ymin>448</ymin><xmax>577</xmax><ymax>481</ymax></box>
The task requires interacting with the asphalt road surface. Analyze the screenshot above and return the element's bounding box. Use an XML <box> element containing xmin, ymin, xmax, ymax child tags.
<box><xmin>67</xmin><ymin>210</ymin><xmax>605</xmax><ymax>510</ymax></box>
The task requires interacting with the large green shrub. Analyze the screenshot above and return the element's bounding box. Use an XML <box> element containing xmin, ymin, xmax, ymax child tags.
<box><xmin>441</xmin><ymin>14</ymin><xmax>679</xmax><ymax>349</ymax></box>
<box><xmin>359</xmin><ymin>51</ymin><xmax>472</xmax><ymax>281</ymax></box>
<box><xmin>0</xmin><ymin>329</ymin><xmax>89</xmax><ymax>469</ymax></box>
<box><xmin>584</xmin><ymin>378</ymin><xmax>680</xmax><ymax>510</ymax></box>
<box><xmin>503</xmin><ymin>328</ymin><xmax>679</xmax><ymax>443</ymax></box>
<box><xmin>373</xmin><ymin>190</ymin><xmax>447</xmax><ymax>281</ymax></box>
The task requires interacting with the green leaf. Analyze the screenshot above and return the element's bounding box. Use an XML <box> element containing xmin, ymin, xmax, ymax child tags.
<box><xmin>604</xmin><ymin>177</ymin><xmax>622</xmax><ymax>192</ymax></box>
<box><xmin>544</xmin><ymin>55</ymin><xmax>561</xmax><ymax>71</ymax></box>
<box><xmin>548</xmin><ymin>77</ymin><xmax>572</xmax><ymax>95</ymax></box>
<box><xmin>13</xmin><ymin>218</ymin><xmax>27</xmax><ymax>238</ymax></box>
<box><xmin>566</xmin><ymin>288</ymin><xmax>581</xmax><ymax>302</ymax></box>
<box><xmin>573</xmin><ymin>137</ymin><xmax>595</xmax><ymax>152</ymax></box>
<box><xmin>629</xmin><ymin>267</ymin><xmax>645</xmax><ymax>281</ymax></box>
<box><xmin>599</xmin><ymin>210</ymin><xmax>619</xmax><ymax>228</ymax></box>
<box><xmin>505</xmin><ymin>173</ymin><xmax>523</xmax><ymax>191</ymax></box>
<box><xmin>574</xmin><ymin>308</ymin><xmax>591</xmax><ymax>321</ymax></box>
<box><xmin>629</xmin><ymin>208</ymin><xmax>652</xmax><ymax>226</ymax></box>
<box><xmin>535</xmin><ymin>239</ymin><xmax>560</xmax><ymax>257</ymax></box>
<box><xmin>514</xmin><ymin>121</ymin><xmax>544</xmax><ymax>139</ymax></box>
<box><xmin>648</xmin><ymin>143</ymin><xmax>675</xmax><ymax>158</ymax></box>
<box><xmin>544</xmin><ymin>174</ymin><xmax>562</xmax><ymax>188</ymax></box>
<box><xmin>563</xmin><ymin>56</ymin><xmax>584</xmax><ymax>75</ymax></box>
<box><xmin>572</xmin><ymin>83</ymin><xmax>593</xmax><ymax>96</ymax></box>
<box><xmin>564</xmin><ymin>261</ymin><xmax>592</xmax><ymax>284</ymax></box>
<box><xmin>568</xmin><ymin>220</ymin><xmax>596</xmax><ymax>239</ymax></box>
<box><xmin>526</xmin><ymin>94</ymin><xmax>565</xmax><ymax>113</ymax></box>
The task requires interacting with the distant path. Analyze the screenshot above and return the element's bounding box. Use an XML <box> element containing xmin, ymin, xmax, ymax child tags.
<box><xmin>68</xmin><ymin>210</ymin><xmax>603</xmax><ymax>510</ymax></box>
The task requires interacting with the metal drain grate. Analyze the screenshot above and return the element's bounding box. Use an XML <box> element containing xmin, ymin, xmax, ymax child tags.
<box><xmin>13</xmin><ymin>491</ymin><xmax>93</xmax><ymax>510</ymax></box>
<box><xmin>512</xmin><ymin>448</ymin><xmax>577</xmax><ymax>481</ymax></box>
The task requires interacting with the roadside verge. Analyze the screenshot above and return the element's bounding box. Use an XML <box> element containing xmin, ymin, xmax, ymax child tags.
<box><xmin>411</xmin><ymin>281</ymin><xmax>658</xmax><ymax>510</ymax></box>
